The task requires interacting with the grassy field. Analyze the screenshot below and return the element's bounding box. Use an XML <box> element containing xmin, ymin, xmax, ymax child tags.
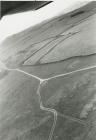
<box><xmin>0</xmin><ymin>70</ymin><xmax>53</xmax><ymax>140</ymax></box>
<box><xmin>0</xmin><ymin>2</ymin><xmax>96</xmax><ymax>68</ymax></box>
<box><xmin>20</xmin><ymin>53</ymin><xmax>96</xmax><ymax>79</ymax></box>
<box><xmin>0</xmin><ymin>2</ymin><xmax>96</xmax><ymax>140</ymax></box>
<box><xmin>39</xmin><ymin>68</ymin><xmax>96</xmax><ymax>139</ymax></box>
<box><xmin>52</xmin><ymin>116</ymin><xmax>88</xmax><ymax>140</ymax></box>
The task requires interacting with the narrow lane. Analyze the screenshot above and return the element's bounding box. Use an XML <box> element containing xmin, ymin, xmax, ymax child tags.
<box><xmin>1</xmin><ymin>62</ymin><xmax>96</xmax><ymax>140</ymax></box>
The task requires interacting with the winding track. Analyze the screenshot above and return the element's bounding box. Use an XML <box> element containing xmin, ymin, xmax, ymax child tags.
<box><xmin>1</xmin><ymin>63</ymin><xmax>96</xmax><ymax>140</ymax></box>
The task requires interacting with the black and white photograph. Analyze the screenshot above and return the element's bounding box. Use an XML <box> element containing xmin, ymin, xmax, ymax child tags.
<box><xmin>0</xmin><ymin>0</ymin><xmax>96</xmax><ymax>140</ymax></box>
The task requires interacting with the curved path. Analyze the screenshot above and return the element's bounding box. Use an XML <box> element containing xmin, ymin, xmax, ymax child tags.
<box><xmin>1</xmin><ymin>63</ymin><xmax>96</xmax><ymax>140</ymax></box>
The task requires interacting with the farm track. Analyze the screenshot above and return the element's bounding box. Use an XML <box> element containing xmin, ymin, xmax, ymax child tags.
<box><xmin>1</xmin><ymin>63</ymin><xmax>96</xmax><ymax>140</ymax></box>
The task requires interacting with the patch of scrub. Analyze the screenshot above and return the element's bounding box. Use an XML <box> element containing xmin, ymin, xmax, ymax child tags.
<box><xmin>80</xmin><ymin>94</ymin><xmax>96</xmax><ymax>119</ymax></box>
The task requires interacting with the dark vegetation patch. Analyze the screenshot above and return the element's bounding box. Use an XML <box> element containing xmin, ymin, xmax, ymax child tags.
<box><xmin>70</xmin><ymin>11</ymin><xmax>85</xmax><ymax>17</ymax></box>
